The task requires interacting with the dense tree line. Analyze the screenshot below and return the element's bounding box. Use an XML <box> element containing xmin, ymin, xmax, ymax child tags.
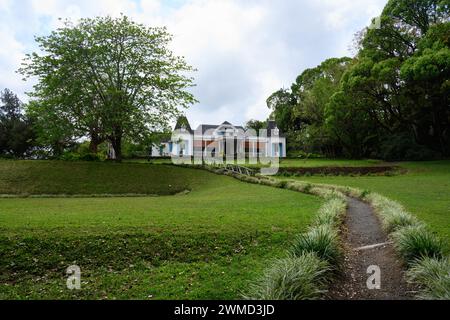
<box><xmin>268</xmin><ymin>0</ymin><xmax>450</xmax><ymax>160</ymax></box>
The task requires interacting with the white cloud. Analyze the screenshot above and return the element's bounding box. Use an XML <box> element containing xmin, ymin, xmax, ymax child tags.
<box><xmin>0</xmin><ymin>25</ymin><xmax>29</xmax><ymax>100</ymax></box>
<box><xmin>0</xmin><ymin>0</ymin><xmax>388</xmax><ymax>128</ymax></box>
<box><xmin>0</xmin><ymin>0</ymin><xmax>11</xmax><ymax>12</ymax></box>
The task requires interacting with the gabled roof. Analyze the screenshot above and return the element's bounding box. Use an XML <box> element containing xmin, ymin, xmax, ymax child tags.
<box><xmin>266</xmin><ymin>120</ymin><xmax>285</xmax><ymax>137</ymax></box>
<box><xmin>196</xmin><ymin>122</ymin><xmax>245</xmax><ymax>135</ymax></box>
<box><xmin>174</xmin><ymin>116</ymin><xmax>193</xmax><ymax>133</ymax></box>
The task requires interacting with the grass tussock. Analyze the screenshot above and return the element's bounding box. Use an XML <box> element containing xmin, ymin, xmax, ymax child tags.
<box><xmin>367</xmin><ymin>193</ymin><xmax>421</xmax><ymax>233</ymax></box>
<box><xmin>284</xmin><ymin>181</ymin><xmax>313</xmax><ymax>194</ymax></box>
<box><xmin>314</xmin><ymin>198</ymin><xmax>347</xmax><ymax>228</ymax></box>
<box><xmin>290</xmin><ymin>225</ymin><xmax>343</xmax><ymax>267</ymax></box>
<box><xmin>244</xmin><ymin>253</ymin><xmax>330</xmax><ymax>300</ymax></box>
<box><xmin>392</xmin><ymin>225</ymin><xmax>444</xmax><ymax>263</ymax></box>
<box><xmin>309</xmin><ymin>187</ymin><xmax>343</xmax><ymax>200</ymax></box>
<box><xmin>230</xmin><ymin>172</ymin><xmax>348</xmax><ymax>300</ymax></box>
<box><xmin>407</xmin><ymin>257</ymin><xmax>450</xmax><ymax>300</ymax></box>
<box><xmin>383</xmin><ymin>211</ymin><xmax>421</xmax><ymax>233</ymax></box>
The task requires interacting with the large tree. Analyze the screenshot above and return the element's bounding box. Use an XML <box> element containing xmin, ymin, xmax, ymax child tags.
<box><xmin>20</xmin><ymin>15</ymin><xmax>196</xmax><ymax>161</ymax></box>
<box><xmin>265</xmin><ymin>0</ymin><xmax>449</xmax><ymax>159</ymax></box>
<box><xmin>266</xmin><ymin>58</ymin><xmax>352</xmax><ymax>156</ymax></box>
<box><xmin>0</xmin><ymin>89</ymin><xmax>35</xmax><ymax>158</ymax></box>
<box><xmin>333</xmin><ymin>0</ymin><xmax>450</xmax><ymax>157</ymax></box>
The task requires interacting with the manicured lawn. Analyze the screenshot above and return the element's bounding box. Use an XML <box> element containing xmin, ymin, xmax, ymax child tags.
<box><xmin>283</xmin><ymin>161</ymin><xmax>450</xmax><ymax>249</ymax></box>
<box><xmin>0</xmin><ymin>160</ymin><xmax>208</xmax><ymax>196</ymax></box>
<box><xmin>0</xmin><ymin>161</ymin><xmax>322</xmax><ymax>299</ymax></box>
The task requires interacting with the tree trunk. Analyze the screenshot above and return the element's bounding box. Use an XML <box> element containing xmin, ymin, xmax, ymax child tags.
<box><xmin>111</xmin><ymin>129</ymin><xmax>123</xmax><ymax>162</ymax></box>
<box><xmin>89</xmin><ymin>136</ymin><xmax>99</xmax><ymax>154</ymax></box>
<box><xmin>89</xmin><ymin>131</ymin><xmax>106</xmax><ymax>154</ymax></box>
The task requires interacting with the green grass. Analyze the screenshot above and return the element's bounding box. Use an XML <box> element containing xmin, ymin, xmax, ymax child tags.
<box><xmin>284</xmin><ymin>161</ymin><xmax>450</xmax><ymax>249</ymax></box>
<box><xmin>0</xmin><ymin>160</ymin><xmax>322</xmax><ymax>300</ymax></box>
<box><xmin>393</xmin><ymin>225</ymin><xmax>445</xmax><ymax>263</ymax></box>
<box><xmin>406</xmin><ymin>257</ymin><xmax>450</xmax><ymax>300</ymax></box>
<box><xmin>0</xmin><ymin>160</ymin><xmax>207</xmax><ymax>196</ymax></box>
<box><xmin>290</xmin><ymin>225</ymin><xmax>343</xmax><ymax>267</ymax></box>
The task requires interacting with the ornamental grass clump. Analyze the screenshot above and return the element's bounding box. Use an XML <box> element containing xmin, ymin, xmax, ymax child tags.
<box><xmin>406</xmin><ymin>256</ymin><xmax>450</xmax><ymax>300</ymax></box>
<box><xmin>383</xmin><ymin>210</ymin><xmax>421</xmax><ymax>233</ymax></box>
<box><xmin>392</xmin><ymin>225</ymin><xmax>444</xmax><ymax>264</ymax></box>
<box><xmin>244</xmin><ymin>253</ymin><xmax>330</xmax><ymax>300</ymax></box>
<box><xmin>366</xmin><ymin>193</ymin><xmax>421</xmax><ymax>233</ymax></box>
<box><xmin>290</xmin><ymin>225</ymin><xmax>343</xmax><ymax>267</ymax></box>
<box><xmin>314</xmin><ymin>198</ymin><xmax>347</xmax><ymax>228</ymax></box>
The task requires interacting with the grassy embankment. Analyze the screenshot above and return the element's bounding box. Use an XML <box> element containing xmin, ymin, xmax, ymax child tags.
<box><xmin>0</xmin><ymin>160</ymin><xmax>322</xmax><ymax>299</ymax></box>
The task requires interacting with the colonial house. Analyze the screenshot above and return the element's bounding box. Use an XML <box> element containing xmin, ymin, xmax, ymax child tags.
<box><xmin>152</xmin><ymin>117</ymin><xmax>287</xmax><ymax>159</ymax></box>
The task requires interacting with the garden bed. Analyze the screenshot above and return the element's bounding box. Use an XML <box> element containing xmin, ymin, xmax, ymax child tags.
<box><xmin>278</xmin><ymin>166</ymin><xmax>402</xmax><ymax>176</ymax></box>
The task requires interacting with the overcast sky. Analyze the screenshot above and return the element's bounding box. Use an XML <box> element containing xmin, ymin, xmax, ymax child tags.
<box><xmin>0</xmin><ymin>0</ymin><xmax>388</xmax><ymax>128</ymax></box>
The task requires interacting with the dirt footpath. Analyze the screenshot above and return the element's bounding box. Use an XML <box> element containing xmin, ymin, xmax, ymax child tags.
<box><xmin>327</xmin><ymin>198</ymin><xmax>414</xmax><ymax>300</ymax></box>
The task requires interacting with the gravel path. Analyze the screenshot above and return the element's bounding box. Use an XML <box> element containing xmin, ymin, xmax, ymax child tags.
<box><xmin>327</xmin><ymin>198</ymin><xmax>414</xmax><ymax>300</ymax></box>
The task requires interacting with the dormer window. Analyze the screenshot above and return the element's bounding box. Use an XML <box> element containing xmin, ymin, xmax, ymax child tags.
<box><xmin>274</xmin><ymin>128</ymin><xmax>279</xmax><ymax>136</ymax></box>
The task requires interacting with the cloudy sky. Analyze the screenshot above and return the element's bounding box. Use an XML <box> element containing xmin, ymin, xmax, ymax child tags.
<box><xmin>0</xmin><ymin>0</ymin><xmax>387</xmax><ymax>128</ymax></box>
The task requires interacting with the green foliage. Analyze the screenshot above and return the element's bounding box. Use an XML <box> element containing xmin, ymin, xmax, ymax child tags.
<box><xmin>407</xmin><ymin>256</ymin><xmax>450</xmax><ymax>300</ymax></box>
<box><xmin>0</xmin><ymin>89</ymin><xmax>35</xmax><ymax>158</ymax></box>
<box><xmin>290</xmin><ymin>225</ymin><xmax>343</xmax><ymax>267</ymax></box>
<box><xmin>393</xmin><ymin>225</ymin><xmax>444</xmax><ymax>263</ymax></box>
<box><xmin>267</xmin><ymin>1</ymin><xmax>450</xmax><ymax>159</ymax></box>
<box><xmin>288</xmin><ymin>150</ymin><xmax>324</xmax><ymax>159</ymax></box>
<box><xmin>314</xmin><ymin>198</ymin><xmax>347</xmax><ymax>228</ymax></box>
<box><xmin>20</xmin><ymin>15</ymin><xmax>196</xmax><ymax>161</ymax></box>
<box><xmin>383</xmin><ymin>211</ymin><xmax>422</xmax><ymax>234</ymax></box>
<box><xmin>378</xmin><ymin>133</ymin><xmax>441</xmax><ymax>161</ymax></box>
<box><xmin>266</xmin><ymin>89</ymin><xmax>298</xmax><ymax>134</ymax></box>
<box><xmin>245</xmin><ymin>119</ymin><xmax>267</xmax><ymax>133</ymax></box>
<box><xmin>244</xmin><ymin>254</ymin><xmax>330</xmax><ymax>300</ymax></box>
<box><xmin>267</xmin><ymin>58</ymin><xmax>352</xmax><ymax>157</ymax></box>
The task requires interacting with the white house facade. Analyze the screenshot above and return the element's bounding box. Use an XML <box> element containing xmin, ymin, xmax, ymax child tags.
<box><xmin>152</xmin><ymin>117</ymin><xmax>287</xmax><ymax>159</ymax></box>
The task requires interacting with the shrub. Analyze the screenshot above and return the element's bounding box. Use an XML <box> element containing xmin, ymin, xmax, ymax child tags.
<box><xmin>360</xmin><ymin>190</ymin><xmax>370</xmax><ymax>199</ymax></box>
<box><xmin>314</xmin><ymin>198</ymin><xmax>347</xmax><ymax>228</ymax></box>
<box><xmin>59</xmin><ymin>152</ymin><xmax>81</xmax><ymax>161</ymax></box>
<box><xmin>378</xmin><ymin>133</ymin><xmax>440</xmax><ymax>161</ymax></box>
<box><xmin>407</xmin><ymin>257</ymin><xmax>450</xmax><ymax>300</ymax></box>
<box><xmin>366</xmin><ymin>193</ymin><xmax>420</xmax><ymax>233</ymax></box>
<box><xmin>79</xmin><ymin>153</ymin><xmax>101</xmax><ymax>162</ymax></box>
<box><xmin>309</xmin><ymin>187</ymin><xmax>345</xmax><ymax>200</ymax></box>
<box><xmin>284</xmin><ymin>181</ymin><xmax>313</xmax><ymax>194</ymax></box>
<box><xmin>383</xmin><ymin>211</ymin><xmax>421</xmax><ymax>234</ymax></box>
<box><xmin>243</xmin><ymin>176</ymin><xmax>261</xmax><ymax>184</ymax></box>
<box><xmin>290</xmin><ymin>225</ymin><xmax>343</xmax><ymax>267</ymax></box>
<box><xmin>392</xmin><ymin>226</ymin><xmax>444</xmax><ymax>263</ymax></box>
<box><xmin>258</xmin><ymin>179</ymin><xmax>286</xmax><ymax>188</ymax></box>
<box><xmin>244</xmin><ymin>253</ymin><xmax>330</xmax><ymax>300</ymax></box>
<box><xmin>278</xmin><ymin>180</ymin><xmax>288</xmax><ymax>189</ymax></box>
